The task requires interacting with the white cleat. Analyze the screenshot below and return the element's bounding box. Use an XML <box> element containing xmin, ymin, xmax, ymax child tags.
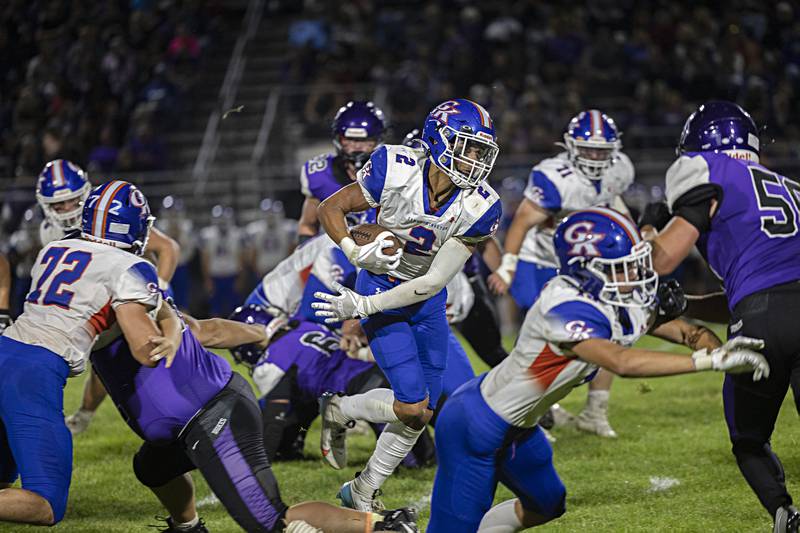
<box><xmin>576</xmin><ymin>409</ymin><xmax>618</xmax><ymax>438</ymax></box>
<box><xmin>337</xmin><ymin>478</ymin><xmax>384</xmax><ymax>512</ymax></box>
<box><xmin>319</xmin><ymin>392</ymin><xmax>352</xmax><ymax>469</ymax></box>
<box><xmin>65</xmin><ymin>409</ymin><xmax>93</xmax><ymax>435</ymax></box>
<box><xmin>550</xmin><ymin>403</ymin><xmax>577</xmax><ymax>427</ymax></box>
<box><xmin>540</xmin><ymin>427</ymin><xmax>557</xmax><ymax>443</ymax></box>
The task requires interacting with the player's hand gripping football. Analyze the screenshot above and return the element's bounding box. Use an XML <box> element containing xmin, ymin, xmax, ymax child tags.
<box><xmin>312</xmin><ymin>281</ymin><xmax>376</xmax><ymax>323</ymax></box>
<box><xmin>692</xmin><ymin>336</ymin><xmax>769</xmax><ymax>381</ymax></box>
<box><xmin>348</xmin><ymin>231</ymin><xmax>403</xmax><ymax>274</ymax></box>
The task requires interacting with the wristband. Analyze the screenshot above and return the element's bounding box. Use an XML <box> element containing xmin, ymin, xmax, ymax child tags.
<box><xmin>691</xmin><ymin>349</ymin><xmax>713</xmax><ymax>370</ymax></box>
<box><xmin>495</xmin><ymin>253</ymin><xmax>519</xmax><ymax>284</ymax></box>
<box><xmin>339</xmin><ymin>236</ymin><xmax>358</xmax><ymax>264</ymax></box>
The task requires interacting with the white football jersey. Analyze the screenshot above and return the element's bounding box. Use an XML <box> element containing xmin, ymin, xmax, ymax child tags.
<box><xmin>246</xmin><ymin>218</ymin><xmax>296</xmax><ymax>276</ymax></box>
<box><xmin>519</xmin><ymin>152</ymin><xmax>634</xmax><ymax>267</ymax></box>
<box><xmin>4</xmin><ymin>239</ymin><xmax>161</xmax><ymax>376</ymax></box>
<box><xmin>480</xmin><ymin>275</ymin><xmax>653</xmax><ymax>428</ymax></box>
<box><xmin>200</xmin><ymin>224</ymin><xmax>244</xmax><ymax>277</ymax></box>
<box><xmin>39</xmin><ymin>219</ymin><xmax>66</xmax><ymax>246</ymax></box>
<box><xmin>357</xmin><ymin>144</ymin><xmax>502</xmax><ymax>281</ymax></box>
<box><xmin>259</xmin><ymin>233</ymin><xmax>335</xmax><ymax>314</ymax></box>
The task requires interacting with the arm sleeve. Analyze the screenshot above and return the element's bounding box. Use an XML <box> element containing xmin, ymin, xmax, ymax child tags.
<box><xmin>299</xmin><ymin>163</ymin><xmax>311</xmax><ymax>198</ymax></box>
<box><xmin>460</xmin><ymin>199</ymin><xmax>503</xmax><ymax>244</ymax></box>
<box><xmin>251</xmin><ymin>360</ymin><xmax>288</xmax><ymax>396</ymax></box>
<box><xmin>524</xmin><ymin>170</ymin><xmax>562</xmax><ymax>212</ymax></box>
<box><xmin>355</xmin><ymin>145</ymin><xmax>389</xmax><ymax>207</ymax></box>
<box><xmin>671</xmin><ymin>185</ymin><xmax>720</xmax><ymax>233</ymax></box>
<box><xmin>110</xmin><ymin>260</ymin><xmax>161</xmax><ymax>310</ymax></box>
<box><xmin>366</xmin><ymin>237</ymin><xmax>473</xmax><ymax>312</ymax></box>
<box><xmin>542</xmin><ymin>300</ymin><xmax>613</xmax><ymax>345</ymax></box>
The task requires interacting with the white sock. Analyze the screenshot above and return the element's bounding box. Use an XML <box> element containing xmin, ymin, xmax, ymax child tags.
<box><xmin>478</xmin><ymin>499</ymin><xmax>523</xmax><ymax>532</ymax></box>
<box><xmin>338</xmin><ymin>389</ymin><xmax>399</xmax><ymax>424</ymax></box>
<box><xmin>173</xmin><ymin>515</ymin><xmax>199</xmax><ymax>531</ymax></box>
<box><xmin>585</xmin><ymin>390</ymin><xmax>610</xmax><ymax>412</ymax></box>
<box><xmin>353</xmin><ymin>422</ymin><xmax>423</xmax><ymax>493</ymax></box>
<box><xmin>285</xmin><ymin>520</ymin><xmax>324</xmax><ymax>533</ymax></box>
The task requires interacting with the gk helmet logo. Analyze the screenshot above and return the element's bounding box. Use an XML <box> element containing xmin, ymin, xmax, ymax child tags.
<box><xmin>564</xmin><ymin>221</ymin><xmax>605</xmax><ymax>257</ymax></box>
<box><xmin>430</xmin><ymin>100</ymin><xmax>461</xmax><ymax>125</ymax></box>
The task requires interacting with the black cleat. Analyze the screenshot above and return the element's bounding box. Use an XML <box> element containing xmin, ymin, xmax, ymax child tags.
<box><xmin>150</xmin><ymin>516</ymin><xmax>210</xmax><ymax>532</ymax></box>
<box><xmin>374</xmin><ymin>507</ymin><xmax>418</xmax><ymax>532</ymax></box>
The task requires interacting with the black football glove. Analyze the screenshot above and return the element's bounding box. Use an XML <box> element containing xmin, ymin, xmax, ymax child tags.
<box><xmin>0</xmin><ymin>310</ymin><xmax>12</xmax><ymax>335</ymax></box>
<box><xmin>638</xmin><ymin>201</ymin><xmax>672</xmax><ymax>231</ymax></box>
<box><xmin>653</xmin><ymin>279</ymin><xmax>688</xmax><ymax>328</ymax></box>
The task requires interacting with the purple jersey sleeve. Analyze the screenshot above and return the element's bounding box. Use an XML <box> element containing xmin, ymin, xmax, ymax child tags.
<box><xmin>301</xmin><ymin>153</ymin><xmax>342</xmax><ymax>202</ymax></box>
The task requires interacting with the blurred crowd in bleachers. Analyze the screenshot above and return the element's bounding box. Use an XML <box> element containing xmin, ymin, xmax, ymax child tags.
<box><xmin>0</xmin><ymin>0</ymin><xmax>225</xmax><ymax>179</ymax></box>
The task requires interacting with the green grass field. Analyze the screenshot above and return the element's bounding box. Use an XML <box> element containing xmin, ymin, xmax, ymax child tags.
<box><xmin>3</xmin><ymin>328</ymin><xmax>799</xmax><ymax>532</ymax></box>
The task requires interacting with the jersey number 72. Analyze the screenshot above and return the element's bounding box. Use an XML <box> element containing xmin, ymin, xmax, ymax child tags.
<box><xmin>26</xmin><ymin>247</ymin><xmax>93</xmax><ymax>309</ymax></box>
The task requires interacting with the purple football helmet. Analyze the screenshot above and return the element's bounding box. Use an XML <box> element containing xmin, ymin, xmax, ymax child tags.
<box><xmin>81</xmin><ymin>180</ymin><xmax>154</xmax><ymax>255</ymax></box>
<box><xmin>331</xmin><ymin>101</ymin><xmax>386</xmax><ymax>169</ymax></box>
<box><xmin>678</xmin><ymin>100</ymin><xmax>760</xmax><ymax>162</ymax></box>
<box><xmin>228</xmin><ymin>304</ymin><xmax>285</xmax><ymax>368</ymax></box>
<box><xmin>563</xmin><ymin>110</ymin><xmax>621</xmax><ymax>179</ymax></box>
<box><xmin>554</xmin><ymin>207</ymin><xmax>657</xmax><ymax>308</ymax></box>
<box><xmin>36</xmin><ymin>159</ymin><xmax>91</xmax><ymax>230</ymax></box>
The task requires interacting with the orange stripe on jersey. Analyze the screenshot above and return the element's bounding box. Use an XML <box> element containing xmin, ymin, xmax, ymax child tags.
<box><xmin>527</xmin><ymin>343</ymin><xmax>572</xmax><ymax>390</ymax></box>
<box><xmin>87</xmin><ymin>300</ymin><xmax>116</xmax><ymax>336</ymax></box>
<box><xmin>299</xmin><ymin>264</ymin><xmax>313</xmax><ymax>284</ymax></box>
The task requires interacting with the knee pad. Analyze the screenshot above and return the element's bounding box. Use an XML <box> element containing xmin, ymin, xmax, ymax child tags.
<box><xmin>133</xmin><ymin>451</ymin><xmax>170</xmax><ymax>488</ymax></box>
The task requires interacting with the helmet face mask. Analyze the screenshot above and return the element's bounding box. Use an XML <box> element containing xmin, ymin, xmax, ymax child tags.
<box><xmin>331</xmin><ymin>101</ymin><xmax>386</xmax><ymax>170</ymax></box>
<box><xmin>563</xmin><ymin>110</ymin><xmax>621</xmax><ymax>180</ymax></box>
<box><xmin>586</xmin><ymin>241</ymin><xmax>658</xmax><ymax>308</ymax></box>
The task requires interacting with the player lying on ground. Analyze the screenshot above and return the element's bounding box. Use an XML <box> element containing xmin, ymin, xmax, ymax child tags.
<box><xmin>426</xmin><ymin>207</ymin><xmax>770</xmax><ymax>533</ymax></box>
<box><xmin>77</xmin><ymin>183</ymin><xmax>418</xmax><ymax>533</ymax></box>
<box><xmin>641</xmin><ymin>100</ymin><xmax>800</xmax><ymax>533</ymax></box>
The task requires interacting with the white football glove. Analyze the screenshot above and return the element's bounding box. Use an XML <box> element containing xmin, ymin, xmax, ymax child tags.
<box><xmin>341</xmin><ymin>233</ymin><xmax>403</xmax><ymax>274</ymax></box>
<box><xmin>692</xmin><ymin>336</ymin><xmax>769</xmax><ymax>381</ymax></box>
<box><xmin>312</xmin><ymin>281</ymin><xmax>379</xmax><ymax>323</ymax></box>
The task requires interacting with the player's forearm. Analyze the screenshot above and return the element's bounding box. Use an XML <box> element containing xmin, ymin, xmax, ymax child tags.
<box><xmin>191</xmin><ymin>318</ymin><xmax>266</xmax><ymax>349</ymax></box>
<box><xmin>147</xmin><ymin>228</ymin><xmax>180</xmax><ymax>285</ymax></box>
<box><xmin>651</xmin><ymin>216</ymin><xmax>699</xmax><ymax>275</ymax></box>
<box><xmin>573</xmin><ymin>338</ymin><xmax>697</xmax><ymax>377</ymax></box>
<box><xmin>297</xmin><ymin>197</ymin><xmax>321</xmax><ymax>239</ymax></box>
<box><xmin>318</xmin><ymin>188</ymin><xmax>359</xmax><ymax>245</ymax></box>
<box><xmin>479</xmin><ymin>237</ymin><xmax>502</xmax><ymax>271</ymax></box>
<box><xmin>116</xmin><ymin>303</ymin><xmax>161</xmax><ymax>367</ymax></box>
<box><xmin>0</xmin><ymin>254</ymin><xmax>10</xmax><ymax>309</ymax></box>
<box><xmin>650</xmin><ymin>318</ymin><xmax>722</xmax><ymax>352</ymax></box>
<box><xmin>503</xmin><ymin>199</ymin><xmax>549</xmax><ymax>256</ymax></box>
<box><xmin>155</xmin><ymin>302</ymin><xmax>183</xmax><ymax>348</ymax></box>
<box><xmin>366</xmin><ymin>238</ymin><xmax>472</xmax><ymax>312</ymax></box>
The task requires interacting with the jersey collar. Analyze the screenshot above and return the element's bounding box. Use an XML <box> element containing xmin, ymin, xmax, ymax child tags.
<box><xmin>422</xmin><ymin>159</ymin><xmax>461</xmax><ymax>217</ymax></box>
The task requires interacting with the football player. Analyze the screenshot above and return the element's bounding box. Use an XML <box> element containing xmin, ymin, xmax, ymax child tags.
<box><xmin>246</xmin><ymin>199</ymin><xmax>296</xmax><ymax>278</ymax></box>
<box><xmin>156</xmin><ymin>195</ymin><xmax>196</xmax><ymax>309</ymax></box>
<box><xmin>488</xmin><ymin>110</ymin><xmax>635</xmax><ymax>438</ymax></box>
<box><xmin>32</xmin><ymin>160</ymin><xmax>181</xmax><ymax>435</ymax></box>
<box><xmin>427</xmin><ymin>208</ymin><xmax>769</xmax><ymax>533</ymax></box>
<box><xmin>643</xmin><ymin>101</ymin><xmax>800</xmax><ymax>531</ymax></box>
<box><xmin>199</xmin><ymin>205</ymin><xmax>246</xmax><ymax>317</ymax></box>
<box><xmin>297</xmin><ymin>101</ymin><xmax>386</xmax><ymax>244</ymax></box>
<box><xmin>73</xmin><ymin>186</ymin><xmax>417</xmax><ymax>533</ymax></box>
<box><xmin>0</xmin><ymin>180</ymin><xmax>176</xmax><ymax>526</ymax></box>
<box><xmin>312</xmin><ymin>99</ymin><xmax>501</xmax><ymax>510</ymax></box>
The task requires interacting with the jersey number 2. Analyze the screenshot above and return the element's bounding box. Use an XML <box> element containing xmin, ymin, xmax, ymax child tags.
<box><xmin>403</xmin><ymin>226</ymin><xmax>436</xmax><ymax>256</ymax></box>
<box><xmin>27</xmin><ymin>247</ymin><xmax>93</xmax><ymax>309</ymax></box>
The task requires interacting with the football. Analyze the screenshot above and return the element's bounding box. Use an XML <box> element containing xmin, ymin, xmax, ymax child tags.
<box><xmin>349</xmin><ymin>223</ymin><xmax>403</xmax><ymax>255</ymax></box>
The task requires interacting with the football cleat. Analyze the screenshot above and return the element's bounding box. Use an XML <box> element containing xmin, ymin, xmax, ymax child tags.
<box><xmin>65</xmin><ymin>409</ymin><xmax>94</xmax><ymax>435</ymax></box>
<box><xmin>319</xmin><ymin>392</ymin><xmax>353</xmax><ymax>469</ymax></box>
<box><xmin>374</xmin><ymin>508</ymin><xmax>419</xmax><ymax>532</ymax></box>
<box><xmin>576</xmin><ymin>408</ymin><xmax>618</xmax><ymax>438</ymax></box>
<box><xmin>774</xmin><ymin>505</ymin><xmax>800</xmax><ymax>533</ymax></box>
<box><xmin>540</xmin><ymin>426</ymin><xmax>556</xmax><ymax>444</ymax></box>
<box><xmin>337</xmin><ymin>477</ymin><xmax>384</xmax><ymax>512</ymax></box>
<box><xmin>150</xmin><ymin>516</ymin><xmax>209</xmax><ymax>532</ymax></box>
<box><xmin>550</xmin><ymin>403</ymin><xmax>577</xmax><ymax>428</ymax></box>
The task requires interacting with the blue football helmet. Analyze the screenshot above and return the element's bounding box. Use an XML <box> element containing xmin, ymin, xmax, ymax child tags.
<box><xmin>36</xmin><ymin>159</ymin><xmax>91</xmax><ymax>231</ymax></box>
<box><xmin>563</xmin><ymin>110</ymin><xmax>621</xmax><ymax>180</ymax></box>
<box><xmin>422</xmin><ymin>99</ymin><xmax>499</xmax><ymax>189</ymax></box>
<box><xmin>81</xmin><ymin>180</ymin><xmax>154</xmax><ymax>255</ymax></box>
<box><xmin>554</xmin><ymin>207</ymin><xmax>658</xmax><ymax>308</ymax></box>
<box><xmin>678</xmin><ymin>100</ymin><xmax>759</xmax><ymax>162</ymax></box>
<box><xmin>228</xmin><ymin>304</ymin><xmax>286</xmax><ymax>368</ymax></box>
<box><xmin>332</xmin><ymin>101</ymin><xmax>386</xmax><ymax>169</ymax></box>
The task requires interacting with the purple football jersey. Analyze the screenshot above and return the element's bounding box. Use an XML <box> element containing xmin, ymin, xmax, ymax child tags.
<box><xmin>261</xmin><ymin>321</ymin><xmax>373</xmax><ymax>400</ymax></box>
<box><xmin>91</xmin><ymin>329</ymin><xmax>233</xmax><ymax>444</ymax></box>
<box><xmin>666</xmin><ymin>152</ymin><xmax>800</xmax><ymax>309</ymax></box>
<box><xmin>300</xmin><ymin>153</ymin><xmax>350</xmax><ymax>202</ymax></box>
